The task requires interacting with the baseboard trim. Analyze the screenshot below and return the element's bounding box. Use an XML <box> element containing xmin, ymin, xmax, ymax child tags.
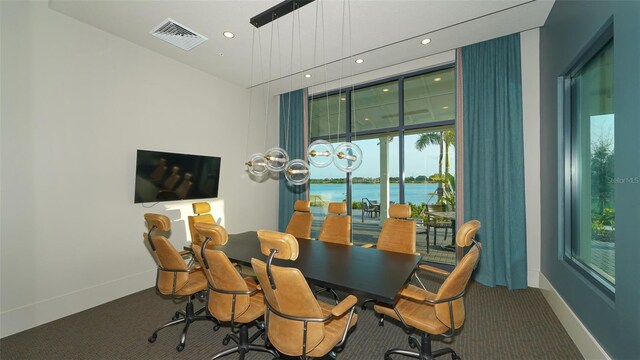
<box><xmin>538</xmin><ymin>273</ymin><xmax>611</xmax><ymax>360</ymax></box>
<box><xmin>527</xmin><ymin>269</ymin><xmax>540</xmax><ymax>288</ymax></box>
<box><xmin>0</xmin><ymin>269</ymin><xmax>156</xmax><ymax>338</ymax></box>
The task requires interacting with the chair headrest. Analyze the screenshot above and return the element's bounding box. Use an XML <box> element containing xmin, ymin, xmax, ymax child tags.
<box><xmin>294</xmin><ymin>200</ymin><xmax>311</xmax><ymax>212</ymax></box>
<box><xmin>192</xmin><ymin>202</ymin><xmax>211</xmax><ymax>215</ymax></box>
<box><xmin>456</xmin><ymin>220</ymin><xmax>481</xmax><ymax>247</ymax></box>
<box><xmin>184</xmin><ymin>172</ymin><xmax>192</xmax><ymax>180</ymax></box>
<box><xmin>257</xmin><ymin>230</ymin><xmax>299</xmax><ymax>260</ymax></box>
<box><xmin>144</xmin><ymin>213</ymin><xmax>171</xmax><ymax>231</ymax></box>
<box><xmin>389</xmin><ymin>204</ymin><xmax>411</xmax><ymax>219</ymax></box>
<box><xmin>328</xmin><ymin>202</ymin><xmax>347</xmax><ymax>215</ymax></box>
<box><xmin>194</xmin><ymin>222</ymin><xmax>228</xmax><ymax>246</ymax></box>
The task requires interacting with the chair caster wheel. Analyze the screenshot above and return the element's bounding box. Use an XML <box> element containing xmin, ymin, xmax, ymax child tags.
<box><xmin>176</xmin><ymin>344</ymin><xmax>185</xmax><ymax>352</ymax></box>
<box><xmin>451</xmin><ymin>353</ymin><xmax>460</xmax><ymax>360</ymax></box>
<box><xmin>148</xmin><ymin>334</ymin><xmax>157</xmax><ymax>343</ymax></box>
<box><xmin>223</xmin><ymin>335</ymin><xmax>231</xmax><ymax>345</ymax></box>
<box><xmin>172</xmin><ymin>311</ymin><xmax>181</xmax><ymax>321</ymax></box>
<box><xmin>213</xmin><ymin>323</ymin><xmax>221</xmax><ymax>331</ymax></box>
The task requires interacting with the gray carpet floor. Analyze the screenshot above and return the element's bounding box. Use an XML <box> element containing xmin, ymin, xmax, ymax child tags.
<box><xmin>0</xmin><ymin>278</ymin><xmax>582</xmax><ymax>360</ymax></box>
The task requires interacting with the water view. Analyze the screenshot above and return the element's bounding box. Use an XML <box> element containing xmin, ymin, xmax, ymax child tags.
<box><xmin>309</xmin><ymin>183</ymin><xmax>440</xmax><ymax>205</ymax></box>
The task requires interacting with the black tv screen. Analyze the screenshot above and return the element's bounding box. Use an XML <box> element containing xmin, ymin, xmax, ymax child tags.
<box><xmin>134</xmin><ymin>149</ymin><xmax>221</xmax><ymax>203</ymax></box>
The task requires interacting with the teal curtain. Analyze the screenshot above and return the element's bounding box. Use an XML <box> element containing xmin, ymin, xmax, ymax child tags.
<box><xmin>278</xmin><ymin>89</ymin><xmax>307</xmax><ymax>232</ymax></box>
<box><xmin>461</xmin><ymin>33</ymin><xmax>527</xmax><ymax>289</ymax></box>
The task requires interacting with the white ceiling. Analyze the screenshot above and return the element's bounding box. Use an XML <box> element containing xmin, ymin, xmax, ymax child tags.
<box><xmin>50</xmin><ymin>0</ymin><xmax>554</xmax><ymax>90</ymax></box>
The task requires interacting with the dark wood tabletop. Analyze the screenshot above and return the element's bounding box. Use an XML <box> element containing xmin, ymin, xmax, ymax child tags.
<box><xmin>211</xmin><ymin>231</ymin><xmax>421</xmax><ymax>305</ymax></box>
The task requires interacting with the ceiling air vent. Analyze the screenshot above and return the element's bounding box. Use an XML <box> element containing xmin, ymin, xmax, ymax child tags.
<box><xmin>150</xmin><ymin>18</ymin><xmax>208</xmax><ymax>51</ymax></box>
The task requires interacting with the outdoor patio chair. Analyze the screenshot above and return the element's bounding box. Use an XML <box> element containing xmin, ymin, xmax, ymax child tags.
<box><xmin>425</xmin><ymin>204</ymin><xmax>453</xmax><ymax>249</ymax></box>
<box><xmin>361</xmin><ymin>198</ymin><xmax>380</xmax><ymax>222</ymax></box>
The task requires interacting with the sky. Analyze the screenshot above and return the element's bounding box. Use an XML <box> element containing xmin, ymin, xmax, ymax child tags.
<box><xmin>310</xmin><ymin>133</ymin><xmax>456</xmax><ymax>179</ymax></box>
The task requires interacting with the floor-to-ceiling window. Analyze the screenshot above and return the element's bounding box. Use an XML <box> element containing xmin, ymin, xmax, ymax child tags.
<box><xmin>563</xmin><ymin>34</ymin><xmax>615</xmax><ymax>291</ymax></box>
<box><xmin>308</xmin><ymin>65</ymin><xmax>456</xmax><ymax>264</ymax></box>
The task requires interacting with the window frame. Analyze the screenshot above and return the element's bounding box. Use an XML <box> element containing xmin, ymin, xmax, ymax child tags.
<box><xmin>558</xmin><ymin>19</ymin><xmax>615</xmax><ymax>297</ymax></box>
<box><xmin>308</xmin><ymin>64</ymin><xmax>456</xmax><ymax>210</ymax></box>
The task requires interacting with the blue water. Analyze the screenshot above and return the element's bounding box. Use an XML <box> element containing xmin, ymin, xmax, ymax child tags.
<box><xmin>309</xmin><ymin>183</ymin><xmax>439</xmax><ymax>205</ymax></box>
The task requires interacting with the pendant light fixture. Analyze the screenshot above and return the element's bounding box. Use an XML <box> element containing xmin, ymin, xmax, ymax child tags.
<box><xmin>247</xmin><ymin>0</ymin><xmax>313</xmax><ymax>185</ymax></box>
<box><xmin>306</xmin><ymin>0</ymin><xmax>362</xmax><ymax>173</ymax></box>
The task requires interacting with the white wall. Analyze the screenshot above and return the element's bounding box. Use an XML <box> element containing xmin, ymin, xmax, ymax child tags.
<box><xmin>0</xmin><ymin>2</ymin><xmax>278</xmax><ymax>337</ymax></box>
<box><xmin>520</xmin><ymin>29</ymin><xmax>542</xmax><ymax>288</ymax></box>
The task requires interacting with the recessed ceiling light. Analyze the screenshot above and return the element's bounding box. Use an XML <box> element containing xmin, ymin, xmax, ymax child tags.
<box><xmin>434</xmin><ymin>77</ymin><xmax>442</xmax><ymax>82</ymax></box>
<box><xmin>304</xmin><ymin>74</ymin><xmax>312</xmax><ymax>78</ymax></box>
<box><xmin>341</xmin><ymin>97</ymin><xmax>346</xmax><ymax>101</ymax></box>
<box><xmin>442</xmin><ymin>106</ymin><xmax>449</xmax><ymax>109</ymax></box>
<box><xmin>355</xmin><ymin>58</ymin><xmax>364</xmax><ymax>64</ymax></box>
<box><xmin>382</xmin><ymin>88</ymin><xmax>389</xmax><ymax>92</ymax></box>
<box><xmin>421</xmin><ymin>38</ymin><xmax>431</xmax><ymax>45</ymax></box>
<box><xmin>223</xmin><ymin>31</ymin><xmax>235</xmax><ymax>38</ymax></box>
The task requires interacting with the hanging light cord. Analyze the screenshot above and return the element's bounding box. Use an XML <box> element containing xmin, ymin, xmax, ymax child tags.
<box><xmin>285</xmin><ymin>2</ymin><xmax>297</xmax><ymax>153</ymax></box>
<box><xmin>264</xmin><ymin>16</ymin><xmax>276</xmax><ymax>150</ymax></box>
<box><xmin>348</xmin><ymin>0</ymin><xmax>357</xmax><ymax>142</ymax></box>
<box><xmin>307</xmin><ymin>0</ymin><xmax>320</xmax><ymax>130</ymax></box>
<box><xmin>320</xmin><ymin>0</ymin><xmax>331</xmax><ymax>144</ymax></box>
<box><xmin>336</xmin><ymin>0</ymin><xmax>347</xmax><ymax>145</ymax></box>
<box><xmin>245</xmin><ymin>28</ymin><xmax>257</xmax><ymax>159</ymax></box>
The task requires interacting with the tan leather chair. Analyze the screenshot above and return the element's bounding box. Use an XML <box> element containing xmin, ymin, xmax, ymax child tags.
<box><xmin>144</xmin><ymin>213</ymin><xmax>212</xmax><ymax>352</ymax></box>
<box><xmin>251</xmin><ymin>230</ymin><xmax>358</xmax><ymax>360</ymax></box>
<box><xmin>363</xmin><ymin>203</ymin><xmax>417</xmax><ymax>255</ymax></box>
<box><xmin>318</xmin><ymin>202</ymin><xmax>351</xmax><ymax>245</ymax></box>
<box><xmin>192</xmin><ymin>222</ymin><xmax>277</xmax><ymax>360</ymax></box>
<box><xmin>188</xmin><ymin>202</ymin><xmax>216</xmax><ymax>248</ymax></box>
<box><xmin>285</xmin><ymin>200</ymin><xmax>313</xmax><ymax>239</ymax></box>
<box><xmin>361</xmin><ymin>204</ymin><xmax>418</xmax><ymax>310</ymax></box>
<box><xmin>374</xmin><ymin>220</ymin><xmax>481</xmax><ymax>360</ymax></box>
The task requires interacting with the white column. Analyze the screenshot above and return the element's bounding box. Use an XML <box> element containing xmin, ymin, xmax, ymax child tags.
<box><xmin>379</xmin><ymin>136</ymin><xmax>390</xmax><ymax>225</ymax></box>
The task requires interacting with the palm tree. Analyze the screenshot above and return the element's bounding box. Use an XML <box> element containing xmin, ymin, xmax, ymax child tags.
<box><xmin>415</xmin><ymin>132</ymin><xmax>443</xmax><ymax>175</ymax></box>
<box><xmin>416</xmin><ymin>130</ymin><xmax>456</xmax><ymax>203</ymax></box>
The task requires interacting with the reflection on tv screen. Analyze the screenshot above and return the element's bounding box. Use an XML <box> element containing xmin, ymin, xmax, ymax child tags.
<box><xmin>134</xmin><ymin>149</ymin><xmax>221</xmax><ymax>203</ymax></box>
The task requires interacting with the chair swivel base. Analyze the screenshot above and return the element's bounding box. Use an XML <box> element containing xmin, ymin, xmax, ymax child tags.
<box><xmin>148</xmin><ymin>293</ymin><xmax>216</xmax><ymax>352</ymax></box>
<box><xmin>211</xmin><ymin>323</ymin><xmax>279</xmax><ymax>360</ymax></box>
<box><xmin>384</xmin><ymin>333</ymin><xmax>460</xmax><ymax>360</ymax></box>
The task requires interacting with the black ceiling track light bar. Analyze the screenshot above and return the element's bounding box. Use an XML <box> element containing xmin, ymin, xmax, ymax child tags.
<box><xmin>250</xmin><ymin>0</ymin><xmax>315</xmax><ymax>28</ymax></box>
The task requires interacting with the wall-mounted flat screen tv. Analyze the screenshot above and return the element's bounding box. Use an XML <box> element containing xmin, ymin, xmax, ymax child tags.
<box><xmin>134</xmin><ymin>149</ymin><xmax>221</xmax><ymax>203</ymax></box>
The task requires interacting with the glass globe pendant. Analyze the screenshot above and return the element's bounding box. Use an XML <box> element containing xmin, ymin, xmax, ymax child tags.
<box><xmin>245</xmin><ymin>153</ymin><xmax>269</xmax><ymax>176</ymax></box>
<box><xmin>264</xmin><ymin>147</ymin><xmax>289</xmax><ymax>172</ymax></box>
<box><xmin>307</xmin><ymin>139</ymin><xmax>334</xmax><ymax>168</ymax></box>
<box><xmin>333</xmin><ymin>142</ymin><xmax>363</xmax><ymax>172</ymax></box>
<box><xmin>284</xmin><ymin>159</ymin><xmax>310</xmax><ymax>186</ymax></box>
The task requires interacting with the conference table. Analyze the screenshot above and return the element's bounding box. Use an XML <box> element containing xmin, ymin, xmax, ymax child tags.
<box><xmin>209</xmin><ymin>231</ymin><xmax>422</xmax><ymax>305</ymax></box>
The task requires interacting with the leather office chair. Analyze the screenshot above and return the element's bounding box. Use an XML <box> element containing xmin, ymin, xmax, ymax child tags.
<box><xmin>188</xmin><ymin>202</ymin><xmax>216</xmax><ymax>248</ymax></box>
<box><xmin>374</xmin><ymin>220</ymin><xmax>481</xmax><ymax>360</ymax></box>
<box><xmin>361</xmin><ymin>204</ymin><xmax>417</xmax><ymax>310</ymax></box>
<box><xmin>252</xmin><ymin>230</ymin><xmax>359</xmax><ymax>360</ymax></box>
<box><xmin>144</xmin><ymin>213</ymin><xmax>212</xmax><ymax>352</ymax></box>
<box><xmin>318</xmin><ymin>202</ymin><xmax>351</xmax><ymax>245</ymax></box>
<box><xmin>362</xmin><ymin>203</ymin><xmax>417</xmax><ymax>255</ymax></box>
<box><xmin>285</xmin><ymin>200</ymin><xmax>314</xmax><ymax>239</ymax></box>
<box><xmin>192</xmin><ymin>222</ymin><xmax>278</xmax><ymax>360</ymax></box>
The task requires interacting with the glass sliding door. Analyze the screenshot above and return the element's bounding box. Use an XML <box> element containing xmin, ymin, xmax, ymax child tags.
<box><xmin>349</xmin><ymin>132</ymin><xmax>399</xmax><ymax>245</ymax></box>
<box><xmin>404</xmin><ymin>127</ymin><xmax>456</xmax><ymax>264</ymax></box>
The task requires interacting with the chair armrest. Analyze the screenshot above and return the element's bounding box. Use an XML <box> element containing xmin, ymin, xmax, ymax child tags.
<box><xmin>400</xmin><ymin>286</ymin><xmax>428</xmax><ymax>302</ymax></box>
<box><xmin>361</xmin><ymin>244</ymin><xmax>376</xmax><ymax>249</ymax></box>
<box><xmin>179</xmin><ymin>250</ymin><xmax>192</xmax><ymax>256</ymax></box>
<box><xmin>418</xmin><ymin>264</ymin><xmax>450</xmax><ymax>277</ymax></box>
<box><xmin>331</xmin><ymin>295</ymin><xmax>358</xmax><ymax>317</ymax></box>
